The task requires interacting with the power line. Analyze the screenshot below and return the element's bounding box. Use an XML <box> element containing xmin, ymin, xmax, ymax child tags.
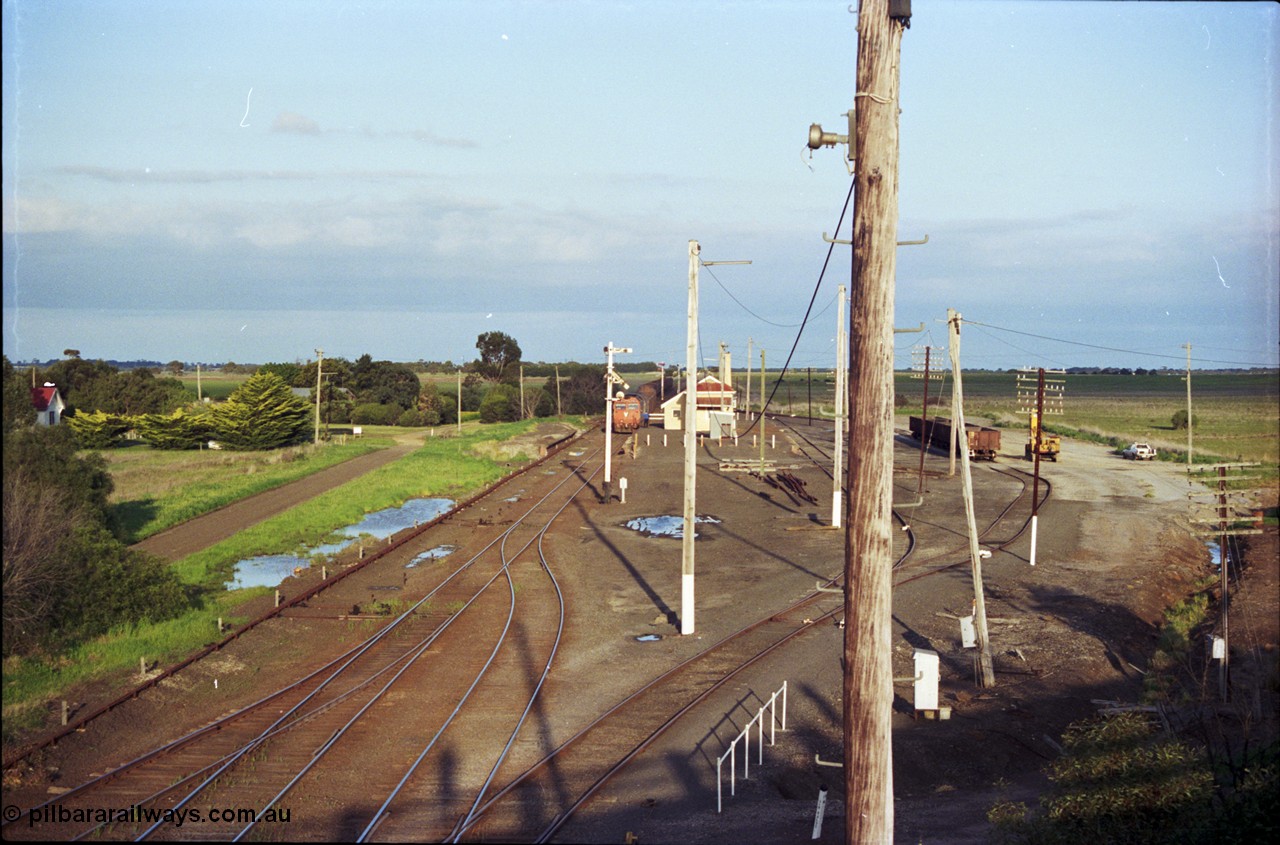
<box><xmin>960</xmin><ymin>319</ymin><xmax>1271</xmax><ymax>367</ymax></box>
<box><xmin>739</xmin><ymin>176</ymin><xmax>856</xmax><ymax>438</ymax></box>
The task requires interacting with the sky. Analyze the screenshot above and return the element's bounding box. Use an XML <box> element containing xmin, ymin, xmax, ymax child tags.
<box><xmin>3</xmin><ymin>0</ymin><xmax>1277</xmax><ymax>373</ymax></box>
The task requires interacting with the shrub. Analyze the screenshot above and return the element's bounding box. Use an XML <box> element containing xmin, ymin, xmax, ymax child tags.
<box><xmin>1171</xmin><ymin>409</ymin><xmax>1199</xmax><ymax>430</ymax></box>
<box><xmin>397</xmin><ymin>408</ymin><xmax>429</xmax><ymax>427</ymax></box>
<box><xmin>134</xmin><ymin>409</ymin><xmax>214</xmax><ymax>450</ymax></box>
<box><xmin>351</xmin><ymin>403</ymin><xmax>400</xmax><ymax>426</ymax></box>
<box><xmin>65</xmin><ymin>410</ymin><xmax>132</xmax><ymax>449</ymax></box>
<box><xmin>479</xmin><ymin>384</ymin><xmax>521</xmax><ymax>423</ymax></box>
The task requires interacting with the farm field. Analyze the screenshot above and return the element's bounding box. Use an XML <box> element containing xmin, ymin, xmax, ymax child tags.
<box><xmin>747</xmin><ymin>369</ymin><xmax>1277</xmax><ymax>470</ymax></box>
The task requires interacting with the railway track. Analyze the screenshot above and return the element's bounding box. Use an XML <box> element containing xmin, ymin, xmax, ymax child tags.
<box><xmin>5</xmin><ymin>417</ymin><xmax>1049</xmax><ymax>841</ymax></box>
<box><xmin>3</xmin><ymin>447</ymin><xmax>603</xmax><ymax>842</ymax></box>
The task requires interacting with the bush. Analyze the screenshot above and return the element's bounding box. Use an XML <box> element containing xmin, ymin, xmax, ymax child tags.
<box><xmin>65</xmin><ymin>410</ymin><xmax>132</xmax><ymax>449</ymax></box>
<box><xmin>1171</xmin><ymin>409</ymin><xmax>1199</xmax><ymax>430</ymax></box>
<box><xmin>134</xmin><ymin>409</ymin><xmax>214</xmax><ymax>450</ymax></box>
<box><xmin>479</xmin><ymin>384</ymin><xmax>521</xmax><ymax>423</ymax></box>
<box><xmin>397</xmin><ymin>408</ymin><xmax>429</xmax><ymax>427</ymax></box>
<box><xmin>350</xmin><ymin>403</ymin><xmax>400</xmax><ymax>425</ymax></box>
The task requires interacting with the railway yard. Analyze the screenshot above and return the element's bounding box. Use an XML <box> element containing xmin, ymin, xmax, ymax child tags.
<box><xmin>3</xmin><ymin>415</ymin><xmax>1275</xmax><ymax>843</ymax></box>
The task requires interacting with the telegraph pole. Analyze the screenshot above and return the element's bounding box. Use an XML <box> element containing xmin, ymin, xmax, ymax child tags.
<box><xmin>314</xmin><ymin>348</ymin><xmax>323</xmax><ymax>445</ymax></box>
<box><xmin>759</xmin><ymin>348</ymin><xmax>767</xmax><ymax>468</ymax></box>
<box><xmin>949</xmin><ymin>309</ymin><xmax>996</xmax><ymax>688</ymax></box>
<box><xmin>745</xmin><ymin>337</ymin><xmax>753</xmax><ymax>420</ymax></box>
<box><xmin>456</xmin><ymin>369</ymin><xmax>462</xmax><ymax>435</ymax></box>
<box><xmin>842</xmin><ymin>3</ymin><xmax>909</xmax><ymax>841</ymax></box>
<box><xmin>1184</xmin><ymin>343</ymin><xmax>1193</xmax><ymax>466</ymax></box>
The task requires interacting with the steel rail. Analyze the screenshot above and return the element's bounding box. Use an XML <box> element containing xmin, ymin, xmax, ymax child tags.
<box><xmin>8</xmin><ymin>442</ymin><xmax>601</xmax><ymax>842</ymax></box>
<box><xmin>170</xmin><ymin>448</ymin><xmax>605</xmax><ymax>842</ymax></box>
<box><xmin>2</xmin><ymin>427</ymin><xmax>587</xmax><ymax>773</ymax></box>
<box><xmin>354</xmin><ymin>464</ymin><xmax>596</xmax><ymax>842</ymax></box>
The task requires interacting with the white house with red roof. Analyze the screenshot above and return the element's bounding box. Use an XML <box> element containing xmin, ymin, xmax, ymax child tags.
<box><xmin>31</xmin><ymin>383</ymin><xmax>67</xmax><ymax>426</ymax></box>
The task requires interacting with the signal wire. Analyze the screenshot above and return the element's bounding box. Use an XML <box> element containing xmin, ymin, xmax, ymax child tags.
<box><xmin>959</xmin><ymin>319</ymin><xmax>1270</xmax><ymax>368</ymax></box>
<box><xmin>738</xmin><ymin>177</ymin><xmax>855</xmax><ymax>438</ymax></box>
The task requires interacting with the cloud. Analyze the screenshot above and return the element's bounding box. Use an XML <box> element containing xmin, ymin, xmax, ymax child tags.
<box><xmin>272</xmin><ymin>111</ymin><xmax>322</xmax><ymax>134</ymax></box>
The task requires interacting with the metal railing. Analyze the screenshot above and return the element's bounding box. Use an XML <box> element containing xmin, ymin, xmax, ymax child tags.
<box><xmin>716</xmin><ymin>680</ymin><xmax>788</xmax><ymax>813</ymax></box>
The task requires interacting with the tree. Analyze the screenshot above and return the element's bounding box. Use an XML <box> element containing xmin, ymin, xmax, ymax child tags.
<box><xmin>2</xmin><ymin>355</ymin><xmax>36</xmax><ymax>433</ymax></box>
<box><xmin>66</xmin><ymin>411</ymin><xmax>132</xmax><ymax>449</ymax></box>
<box><xmin>2</xmin><ymin>422</ymin><xmax>193</xmax><ymax>656</ymax></box>
<box><xmin>167</xmin><ymin>360</ymin><xmax>185</xmax><ymax>376</ymax></box>
<box><xmin>474</xmin><ymin>332</ymin><xmax>522</xmax><ymax>383</ymax></box>
<box><xmin>545</xmin><ymin>366</ymin><xmax>605</xmax><ymax>415</ymax></box>
<box><xmin>350</xmin><ymin>354</ymin><xmax>420</xmax><ymax>410</ymax></box>
<box><xmin>134</xmin><ymin>409</ymin><xmax>213</xmax><ymax>450</ymax></box>
<box><xmin>211</xmin><ymin>372</ymin><xmax>312</xmax><ymax>450</ymax></box>
<box><xmin>479</xmin><ymin>384</ymin><xmax>521</xmax><ymax>423</ymax></box>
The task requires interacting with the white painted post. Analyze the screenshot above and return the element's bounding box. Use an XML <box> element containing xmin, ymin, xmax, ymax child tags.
<box><xmin>758</xmin><ymin>706</ymin><xmax>765</xmax><ymax>763</ymax></box>
<box><xmin>812</xmin><ymin>786</ymin><xmax>828</xmax><ymax>839</ymax></box>
<box><xmin>1029</xmin><ymin>513</ymin><xmax>1039</xmax><ymax>567</ymax></box>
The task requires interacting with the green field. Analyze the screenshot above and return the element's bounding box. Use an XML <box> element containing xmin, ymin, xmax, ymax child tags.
<box><xmin>176</xmin><ymin>370</ymin><xmax>249</xmax><ymax>401</ymax></box>
<box><xmin>740</xmin><ymin>369</ymin><xmax>1277</xmax><ymax>470</ymax></box>
<box><xmin>104</xmin><ymin>436</ymin><xmax>391</xmax><ymax>543</ymax></box>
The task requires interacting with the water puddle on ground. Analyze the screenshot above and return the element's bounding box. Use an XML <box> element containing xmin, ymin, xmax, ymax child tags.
<box><xmin>226</xmin><ymin>497</ymin><xmax>454</xmax><ymax>590</ymax></box>
<box><xmin>634</xmin><ymin>634</ymin><xmax>663</xmax><ymax>642</ymax></box>
<box><xmin>624</xmin><ymin>515</ymin><xmax>720</xmax><ymax>539</ymax></box>
<box><xmin>407</xmin><ymin>545</ymin><xmax>457</xmax><ymax>568</ymax></box>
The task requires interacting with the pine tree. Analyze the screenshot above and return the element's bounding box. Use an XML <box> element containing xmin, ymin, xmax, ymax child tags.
<box><xmin>212</xmin><ymin>372</ymin><xmax>312</xmax><ymax>450</ymax></box>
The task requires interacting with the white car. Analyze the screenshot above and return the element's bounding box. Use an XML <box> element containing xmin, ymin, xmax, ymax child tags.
<box><xmin>1122</xmin><ymin>443</ymin><xmax>1157</xmax><ymax>460</ymax></box>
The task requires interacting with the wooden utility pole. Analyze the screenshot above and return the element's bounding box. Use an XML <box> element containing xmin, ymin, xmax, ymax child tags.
<box><xmin>833</xmin><ymin>284</ymin><xmax>847</xmax><ymax>528</ymax></box>
<box><xmin>949</xmin><ymin>309</ymin><xmax>996</xmax><ymax>689</ymax></box>
<box><xmin>456</xmin><ymin>370</ymin><xmax>462</xmax><ymax>435</ymax></box>
<box><xmin>197</xmin><ymin>363</ymin><xmax>203</xmax><ymax>403</ymax></box>
<box><xmin>314</xmin><ymin>348</ymin><xmax>323</xmax><ymax>445</ymax></box>
<box><xmin>842</xmin><ymin>3</ymin><xmax>908</xmax><ymax>842</ymax></box>
<box><xmin>555</xmin><ymin>364</ymin><xmax>562</xmax><ymax>418</ymax></box>
<box><xmin>1184</xmin><ymin>343</ymin><xmax>1193</xmax><ymax>466</ymax></box>
<box><xmin>915</xmin><ymin>346</ymin><xmax>931</xmax><ymax>494</ymax></box>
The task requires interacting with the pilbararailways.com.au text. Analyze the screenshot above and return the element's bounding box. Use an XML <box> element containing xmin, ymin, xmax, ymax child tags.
<box><xmin>22</xmin><ymin>803</ymin><xmax>291</xmax><ymax>828</ymax></box>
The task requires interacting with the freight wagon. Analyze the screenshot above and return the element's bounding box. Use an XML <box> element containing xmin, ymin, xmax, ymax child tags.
<box><xmin>909</xmin><ymin>416</ymin><xmax>1000</xmax><ymax>461</ymax></box>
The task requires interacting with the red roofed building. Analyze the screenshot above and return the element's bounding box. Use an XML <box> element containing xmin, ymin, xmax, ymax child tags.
<box><xmin>31</xmin><ymin>383</ymin><xmax>66</xmax><ymax>426</ymax></box>
<box><xmin>659</xmin><ymin>375</ymin><xmax>737</xmax><ymax>436</ymax></box>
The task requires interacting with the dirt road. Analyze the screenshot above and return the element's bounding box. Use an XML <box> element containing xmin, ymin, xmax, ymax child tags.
<box><xmin>129</xmin><ymin>442</ymin><xmax>416</xmax><ymax>561</ymax></box>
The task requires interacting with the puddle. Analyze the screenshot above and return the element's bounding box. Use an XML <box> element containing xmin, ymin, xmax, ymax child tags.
<box><xmin>634</xmin><ymin>634</ymin><xmax>663</xmax><ymax>642</ymax></box>
<box><xmin>407</xmin><ymin>545</ymin><xmax>457</xmax><ymax>568</ymax></box>
<box><xmin>226</xmin><ymin>497</ymin><xmax>454</xmax><ymax>589</ymax></box>
<box><xmin>226</xmin><ymin>554</ymin><xmax>313</xmax><ymax>590</ymax></box>
<box><xmin>624</xmin><ymin>515</ymin><xmax>720</xmax><ymax>539</ymax></box>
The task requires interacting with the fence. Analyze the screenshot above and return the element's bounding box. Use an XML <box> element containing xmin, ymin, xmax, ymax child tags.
<box><xmin>716</xmin><ymin>680</ymin><xmax>788</xmax><ymax>813</ymax></box>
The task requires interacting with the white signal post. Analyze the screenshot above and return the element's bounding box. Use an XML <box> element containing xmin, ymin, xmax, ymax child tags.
<box><xmin>603</xmin><ymin>342</ymin><xmax>631</xmax><ymax>504</ymax></box>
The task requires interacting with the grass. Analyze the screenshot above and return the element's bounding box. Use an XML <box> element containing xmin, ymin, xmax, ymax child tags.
<box><xmin>1</xmin><ymin>590</ymin><xmax>258</xmax><ymax>744</ymax></box>
<box><xmin>169</xmin><ymin>420</ymin><xmax>547</xmax><ymax>588</ymax></box>
<box><xmin>104</xmin><ymin>438</ymin><xmax>390</xmax><ymax>543</ymax></box>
